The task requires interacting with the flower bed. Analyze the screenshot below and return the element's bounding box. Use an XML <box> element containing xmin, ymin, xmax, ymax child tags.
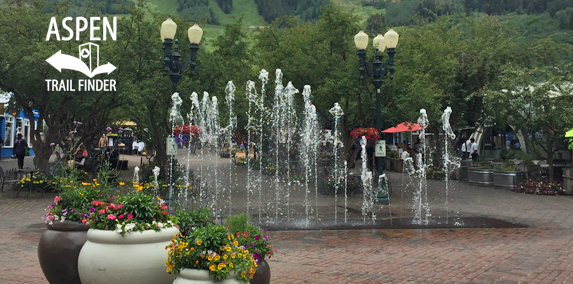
<box><xmin>514</xmin><ymin>180</ymin><xmax>564</xmax><ymax>195</ymax></box>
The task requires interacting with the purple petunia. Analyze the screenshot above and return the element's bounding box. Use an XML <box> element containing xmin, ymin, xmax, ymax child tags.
<box><xmin>255</xmin><ymin>235</ymin><xmax>260</xmax><ymax>241</ymax></box>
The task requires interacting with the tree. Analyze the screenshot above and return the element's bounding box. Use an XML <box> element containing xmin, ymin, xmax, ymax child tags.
<box><xmin>484</xmin><ymin>66</ymin><xmax>573</xmax><ymax>181</ymax></box>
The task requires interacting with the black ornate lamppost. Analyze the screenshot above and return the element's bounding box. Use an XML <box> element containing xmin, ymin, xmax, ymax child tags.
<box><xmin>160</xmin><ymin>18</ymin><xmax>203</xmax><ymax>206</ymax></box>
<box><xmin>354</xmin><ymin>29</ymin><xmax>399</xmax><ymax>205</ymax></box>
<box><xmin>161</xmin><ymin>18</ymin><xmax>203</xmax><ymax>92</ymax></box>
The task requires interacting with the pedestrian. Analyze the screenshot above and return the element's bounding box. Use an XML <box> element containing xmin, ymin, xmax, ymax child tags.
<box><xmin>13</xmin><ymin>134</ymin><xmax>28</xmax><ymax>169</ymax></box>
<box><xmin>74</xmin><ymin>145</ymin><xmax>88</xmax><ymax>170</ymax></box>
<box><xmin>461</xmin><ymin>137</ymin><xmax>471</xmax><ymax>160</ymax></box>
<box><xmin>470</xmin><ymin>138</ymin><xmax>479</xmax><ymax>161</ymax></box>
<box><xmin>0</xmin><ymin>134</ymin><xmax>4</xmax><ymax>147</ymax></box>
<box><xmin>98</xmin><ymin>134</ymin><xmax>108</xmax><ymax>148</ymax></box>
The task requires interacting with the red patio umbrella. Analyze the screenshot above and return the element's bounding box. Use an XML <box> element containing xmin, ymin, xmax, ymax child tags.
<box><xmin>382</xmin><ymin>122</ymin><xmax>423</xmax><ymax>133</ymax></box>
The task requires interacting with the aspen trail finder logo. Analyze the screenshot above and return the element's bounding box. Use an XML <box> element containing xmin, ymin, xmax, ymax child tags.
<box><xmin>44</xmin><ymin>17</ymin><xmax>117</xmax><ymax>92</ymax></box>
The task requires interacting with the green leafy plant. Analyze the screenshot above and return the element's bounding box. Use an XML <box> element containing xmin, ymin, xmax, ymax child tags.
<box><xmin>166</xmin><ymin>223</ymin><xmax>257</xmax><ymax>282</ymax></box>
<box><xmin>494</xmin><ymin>163</ymin><xmax>515</xmax><ymax>172</ymax></box>
<box><xmin>227</xmin><ymin>214</ymin><xmax>276</xmax><ymax>262</ymax></box>
<box><xmin>174</xmin><ymin>207</ymin><xmax>213</xmax><ymax>236</ymax></box>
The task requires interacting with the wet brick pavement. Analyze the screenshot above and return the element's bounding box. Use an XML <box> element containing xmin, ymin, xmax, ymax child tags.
<box><xmin>1</xmin><ymin>154</ymin><xmax>573</xmax><ymax>283</ymax></box>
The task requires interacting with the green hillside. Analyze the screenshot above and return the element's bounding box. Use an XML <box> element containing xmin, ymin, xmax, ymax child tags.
<box><xmin>331</xmin><ymin>0</ymin><xmax>385</xmax><ymax>19</ymax></box>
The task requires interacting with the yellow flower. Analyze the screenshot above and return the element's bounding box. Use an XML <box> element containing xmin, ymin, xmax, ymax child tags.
<box><xmin>229</xmin><ymin>262</ymin><xmax>233</xmax><ymax>268</ymax></box>
<box><xmin>79</xmin><ymin>192</ymin><xmax>83</xmax><ymax>196</ymax></box>
<box><xmin>233</xmin><ymin>240</ymin><xmax>238</xmax><ymax>246</ymax></box>
<box><xmin>231</xmin><ymin>252</ymin><xmax>236</xmax><ymax>259</ymax></box>
<box><xmin>137</xmin><ymin>185</ymin><xmax>143</xmax><ymax>191</ymax></box>
<box><xmin>223</xmin><ymin>254</ymin><xmax>228</xmax><ymax>260</ymax></box>
<box><xmin>196</xmin><ymin>238</ymin><xmax>202</xmax><ymax>246</ymax></box>
<box><xmin>208</xmin><ymin>255</ymin><xmax>213</xmax><ymax>261</ymax></box>
<box><xmin>209</xmin><ymin>264</ymin><xmax>216</xmax><ymax>271</ymax></box>
<box><xmin>241</xmin><ymin>271</ymin><xmax>246</xmax><ymax>277</ymax></box>
<box><xmin>226</xmin><ymin>246</ymin><xmax>231</xmax><ymax>252</ymax></box>
<box><xmin>119</xmin><ymin>182</ymin><xmax>125</xmax><ymax>186</ymax></box>
<box><xmin>218</xmin><ymin>263</ymin><xmax>226</xmax><ymax>270</ymax></box>
<box><xmin>214</xmin><ymin>255</ymin><xmax>220</xmax><ymax>261</ymax></box>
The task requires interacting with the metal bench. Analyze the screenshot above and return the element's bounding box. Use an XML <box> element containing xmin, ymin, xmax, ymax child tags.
<box><xmin>0</xmin><ymin>167</ymin><xmax>21</xmax><ymax>193</ymax></box>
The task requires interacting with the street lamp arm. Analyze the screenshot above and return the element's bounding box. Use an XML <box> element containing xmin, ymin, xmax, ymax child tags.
<box><xmin>357</xmin><ymin>49</ymin><xmax>374</xmax><ymax>79</ymax></box>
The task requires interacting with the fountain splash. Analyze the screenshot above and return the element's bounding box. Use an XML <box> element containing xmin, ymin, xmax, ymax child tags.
<box><xmin>273</xmin><ymin>69</ymin><xmax>284</xmax><ymax>223</ymax></box>
<box><xmin>329</xmin><ymin>102</ymin><xmax>344</xmax><ymax>223</ymax></box>
<box><xmin>245</xmin><ymin>80</ymin><xmax>258</xmax><ymax>217</ymax></box>
<box><xmin>258</xmin><ymin>70</ymin><xmax>269</xmax><ymax>223</ymax></box>
<box><xmin>441</xmin><ymin>106</ymin><xmax>462</xmax><ymax>225</ymax></box>
<box><xmin>283</xmin><ymin>82</ymin><xmax>299</xmax><ymax>221</ymax></box>
<box><xmin>225</xmin><ymin>81</ymin><xmax>237</xmax><ymax>216</ymax></box>
<box><xmin>152</xmin><ymin>166</ymin><xmax>160</xmax><ymax>194</ymax></box>
<box><xmin>132</xmin><ymin>166</ymin><xmax>139</xmax><ymax>185</ymax></box>
<box><xmin>169</xmin><ymin>93</ymin><xmax>184</xmax><ymax>207</ymax></box>
<box><xmin>302</xmin><ymin>85</ymin><xmax>319</xmax><ymax>226</ymax></box>
<box><xmin>413</xmin><ymin>109</ymin><xmax>430</xmax><ymax>225</ymax></box>
<box><xmin>360</xmin><ymin>136</ymin><xmax>374</xmax><ymax>223</ymax></box>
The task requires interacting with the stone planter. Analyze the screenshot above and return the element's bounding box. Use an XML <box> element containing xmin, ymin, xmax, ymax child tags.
<box><xmin>173</xmin><ymin>269</ymin><xmax>242</xmax><ymax>284</ymax></box>
<box><xmin>493</xmin><ymin>170</ymin><xmax>526</xmax><ymax>188</ymax></box>
<box><xmin>250</xmin><ymin>259</ymin><xmax>270</xmax><ymax>284</ymax></box>
<box><xmin>468</xmin><ymin>167</ymin><xmax>494</xmax><ymax>186</ymax></box>
<box><xmin>78</xmin><ymin>227</ymin><xmax>179</xmax><ymax>284</ymax></box>
<box><xmin>38</xmin><ymin>221</ymin><xmax>89</xmax><ymax>284</ymax></box>
<box><xmin>563</xmin><ymin>168</ymin><xmax>573</xmax><ymax>195</ymax></box>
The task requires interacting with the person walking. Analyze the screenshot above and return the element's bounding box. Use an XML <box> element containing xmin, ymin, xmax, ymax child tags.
<box><xmin>98</xmin><ymin>134</ymin><xmax>108</xmax><ymax>148</ymax></box>
<box><xmin>470</xmin><ymin>138</ymin><xmax>479</xmax><ymax>161</ymax></box>
<box><xmin>461</xmin><ymin>137</ymin><xmax>472</xmax><ymax>160</ymax></box>
<box><xmin>13</xmin><ymin>134</ymin><xmax>28</xmax><ymax>169</ymax></box>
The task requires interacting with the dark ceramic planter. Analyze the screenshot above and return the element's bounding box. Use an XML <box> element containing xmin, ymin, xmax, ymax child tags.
<box><xmin>250</xmin><ymin>258</ymin><xmax>271</xmax><ymax>284</ymax></box>
<box><xmin>38</xmin><ymin>221</ymin><xmax>89</xmax><ymax>284</ymax></box>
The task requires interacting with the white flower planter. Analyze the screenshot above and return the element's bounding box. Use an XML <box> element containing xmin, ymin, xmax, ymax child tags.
<box><xmin>173</xmin><ymin>269</ymin><xmax>243</xmax><ymax>284</ymax></box>
<box><xmin>78</xmin><ymin>227</ymin><xmax>179</xmax><ymax>284</ymax></box>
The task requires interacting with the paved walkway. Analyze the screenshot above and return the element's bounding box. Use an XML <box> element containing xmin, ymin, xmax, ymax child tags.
<box><xmin>1</xmin><ymin>154</ymin><xmax>573</xmax><ymax>283</ymax></box>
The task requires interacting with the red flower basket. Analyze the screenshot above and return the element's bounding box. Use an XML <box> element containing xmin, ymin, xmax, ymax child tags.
<box><xmin>350</xmin><ymin>127</ymin><xmax>379</xmax><ymax>143</ymax></box>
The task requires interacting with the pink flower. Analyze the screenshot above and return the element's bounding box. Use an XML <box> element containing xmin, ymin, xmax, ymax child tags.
<box><xmin>107</xmin><ymin>214</ymin><xmax>116</xmax><ymax>220</ymax></box>
<box><xmin>127</xmin><ymin>214</ymin><xmax>133</xmax><ymax>219</ymax></box>
<box><xmin>118</xmin><ymin>214</ymin><xmax>124</xmax><ymax>219</ymax></box>
<box><xmin>54</xmin><ymin>196</ymin><xmax>61</xmax><ymax>202</ymax></box>
<box><xmin>49</xmin><ymin>216</ymin><xmax>54</xmax><ymax>220</ymax></box>
<box><xmin>99</xmin><ymin>209</ymin><xmax>105</xmax><ymax>214</ymax></box>
<box><xmin>117</xmin><ymin>204</ymin><xmax>123</xmax><ymax>208</ymax></box>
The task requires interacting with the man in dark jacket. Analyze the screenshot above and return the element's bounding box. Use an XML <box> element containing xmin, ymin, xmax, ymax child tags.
<box><xmin>13</xmin><ymin>134</ymin><xmax>27</xmax><ymax>169</ymax></box>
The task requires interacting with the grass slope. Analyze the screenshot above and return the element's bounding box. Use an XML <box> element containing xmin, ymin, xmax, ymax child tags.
<box><xmin>143</xmin><ymin>0</ymin><xmax>379</xmax><ymax>49</ymax></box>
<box><xmin>331</xmin><ymin>0</ymin><xmax>385</xmax><ymax>21</ymax></box>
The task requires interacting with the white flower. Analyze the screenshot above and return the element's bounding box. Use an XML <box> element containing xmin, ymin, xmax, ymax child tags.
<box><xmin>54</xmin><ymin>215</ymin><xmax>59</xmax><ymax>221</ymax></box>
<box><xmin>125</xmin><ymin>223</ymin><xmax>136</xmax><ymax>232</ymax></box>
<box><xmin>48</xmin><ymin>221</ymin><xmax>53</xmax><ymax>226</ymax></box>
<box><xmin>158</xmin><ymin>222</ymin><xmax>164</xmax><ymax>229</ymax></box>
<box><xmin>60</xmin><ymin>216</ymin><xmax>66</xmax><ymax>222</ymax></box>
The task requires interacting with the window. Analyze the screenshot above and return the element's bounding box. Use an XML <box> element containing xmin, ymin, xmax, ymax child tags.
<box><xmin>24</xmin><ymin>119</ymin><xmax>30</xmax><ymax>147</ymax></box>
<box><xmin>5</xmin><ymin>115</ymin><xmax>13</xmax><ymax>147</ymax></box>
